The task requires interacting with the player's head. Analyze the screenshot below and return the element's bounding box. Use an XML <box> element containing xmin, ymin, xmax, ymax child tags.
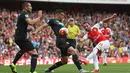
<box><xmin>22</xmin><ymin>2</ymin><xmax>32</xmax><ymax>13</ymax></box>
<box><xmin>83</xmin><ymin>22</ymin><xmax>91</xmax><ymax>31</ymax></box>
<box><xmin>68</xmin><ymin>18</ymin><xmax>74</xmax><ymax>26</ymax></box>
<box><xmin>55</xmin><ymin>9</ymin><xmax>65</xmax><ymax>20</ymax></box>
<box><xmin>103</xmin><ymin>23</ymin><xmax>108</xmax><ymax>28</ymax></box>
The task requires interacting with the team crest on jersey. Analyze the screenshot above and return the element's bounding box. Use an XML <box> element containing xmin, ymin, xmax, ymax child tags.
<box><xmin>25</xmin><ymin>14</ymin><xmax>29</xmax><ymax>18</ymax></box>
<box><xmin>93</xmin><ymin>28</ymin><xmax>98</xmax><ymax>32</ymax></box>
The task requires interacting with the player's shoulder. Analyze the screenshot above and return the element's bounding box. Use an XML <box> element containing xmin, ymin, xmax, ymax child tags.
<box><xmin>74</xmin><ymin>24</ymin><xmax>79</xmax><ymax>28</ymax></box>
<box><xmin>20</xmin><ymin>11</ymin><xmax>28</xmax><ymax>16</ymax></box>
<box><xmin>100</xmin><ymin>28</ymin><xmax>104</xmax><ymax>30</ymax></box>
<box><xmin>47</xmin><ymin>18</ymin><xmax>60</xmax><ymax>26</ymax></box>
<box><xmin>74</xmin><ymin>24</ymin><xmax>79</xmax><ymax>27</ymax></box>
<box><xmin>46</xmin><ymin>18</ymin><xmax>54</xmax><ymax>24</ymax></box>
<box><xmin>92</xmin><ymin>27</ymin><xmax>99</xmax><ymax>30</ymax></box>
<box><xmin>106</xmin><ymin>28</ymin><xmax>111</xmax><ymax>29</ymax></box>
<box><xmin>92</xmin><ymin>27</ymin><xmax>99</xmax><ymax>32</ymax></box>
<box><xmin>19</xmin><ymin>11</ymin><xmax>29</xmax><ymax>19</ymax></box>
<box><xmin>49</xmin><ymin>18</ymin><xmax>55</xmax><ymax>21</ymax></box>
<box><xmin>106</xmin><ymin>28</ymin><xmax>111</xmax><ymax>31</ymax></box>
<box><xmin>92</xmin><ymin>22</ymin><xmax>101</xmax><ymax>28</ymax></box>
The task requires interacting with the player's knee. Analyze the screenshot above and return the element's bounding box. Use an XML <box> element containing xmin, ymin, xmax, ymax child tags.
<box><xmin>28</xmin><ymin>49</ymin><xmax>38</xmax><ymax>55</ymax></box>
<box><xmin>62</xmin><ymin>60</ymin><xmax>68</xmax><ymax>64</ymax></box>
<box><xmin>68</xmin><ymin>47</ymin><xmax>78</xmax><ymax>55</ymax></box>
<box><xmin>31</xmin><ymin>54</ymin><xmax>38</xmax><ymax>59</ymax></box>
<box><xmin>61</xmin><ymin>59</ymin><xmax>68</xmax><ymax>64</ymax></box>
<box><xmin>18</xmin><ymin>50</ymin><xmax>25</xmax><ymax>55</ymax></box>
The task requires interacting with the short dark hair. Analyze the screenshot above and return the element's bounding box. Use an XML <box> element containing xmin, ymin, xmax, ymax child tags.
<box><xmin>55</xmin><ymin>9</ymin><xmax>64</xmax><ymax>14</ymax></box>
<box><xmin>22</xmin><ymin>2</ymin><xmax>30</xmax><ymax>9</ymax></box>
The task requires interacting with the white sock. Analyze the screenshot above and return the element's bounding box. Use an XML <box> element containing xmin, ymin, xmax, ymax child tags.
<box><xmin>104</xmin><ymin>53</ymin><xmax>107</xmax><ymax>63</ymax></box>
<box><xmin>93</xmin><ymin>55</ymin><xmax>99</xmax><ymax>70</ymax></box>
<box><xmin>86</xmin><ymin>48</ymin><xmax>98</xmax><ymax>61</ymax></box>
<box><xmin>103</xmin><ymin>52</ymin><xmax>107</xmax><ymax>64</ymax></box>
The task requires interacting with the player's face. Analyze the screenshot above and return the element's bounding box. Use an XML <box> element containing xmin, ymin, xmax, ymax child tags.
<box><xmin>83</xmin><ymin>23</ymin><xmax>91</xmax><ymax>31</ymax></box>
<box><xmin>69</xmin><ymin>20</ymin><xmax>74</xmax><ymax>25</ymax></box>
<box><xmin>55</xmin><ymin>12</ymin><xmax>65</xmax><ymax>21</ymax></box>
<box><xmin>104</xmin><ymin>23</ymin><xmax>108</xmax><ymax>28</ymax></box>
<box><xmin>59</xmin><ymin>12</ymin><xmax>65</xmax><ymax>20</ymax></box>
<box><xmin>26</xmin><ymin>3</ymin><xmax>32</xmax><ymax>13</ymax></box>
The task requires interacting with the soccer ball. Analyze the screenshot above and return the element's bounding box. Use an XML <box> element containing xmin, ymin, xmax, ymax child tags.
<box><xmin>59</xmin><ymin>27</ymin><xmax>68</xmax><ymax>37</ymax></box>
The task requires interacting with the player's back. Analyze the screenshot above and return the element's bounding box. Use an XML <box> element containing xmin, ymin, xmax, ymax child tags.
<box><xmin>15</xmin><ymin>11</ymin><xmax>28</xmax><ymax>40</ymax></box>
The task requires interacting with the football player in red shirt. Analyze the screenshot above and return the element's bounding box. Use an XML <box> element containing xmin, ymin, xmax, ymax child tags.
<box><xmin>100</xmin><ymin>23</ymin><xmax>112</xmax><ymax>66</ymax></box>
<box><xmin>80</xmin><ymin>14</ymin><xmax>116</xmax><ymax>72</ymax></box>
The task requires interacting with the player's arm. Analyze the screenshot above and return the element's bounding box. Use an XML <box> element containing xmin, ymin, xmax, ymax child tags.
<box><xmin>76</xmin><ymin>26</ymin><xmax>81</xmax><ymax>37</ymax></box>
<box><xmin>93</xmin><ymin>13</ymin><xmax>117</xmax><ymax>28</ymax></box>
<box><xmin>102</xmin><ymin>13</ymin><xmax>117</xmax><ymax>23</ymax></box>
<box><xmin>79</xmin><ymin>33</ymin><xmax>88</xmax><ymax>42</ymax></box>
<box><xmin>26</xmin><ymin>10</ymin><xmax>42</xmax><ymax>25</ymax></box>
<box><xmin>26</xmin><ymin>17</ymin><xmax>41</xmax><ymax>25</ymax></box>
<box><xmin>34</xmin><ymin>22</ymin><xmax>48</xmax><ymax>34</ymax></box>
<box><xmin>34</xmin><ymin>16</ymin><xmax>51</xmax><ymax>34</ymax></box>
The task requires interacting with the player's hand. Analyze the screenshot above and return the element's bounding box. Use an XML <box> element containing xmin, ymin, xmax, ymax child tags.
<box><xmin>77</xmin><ymin>33</ymin><xmax>81</xmax><ymax>37</ymax></box>
<box><xmin>38</xmin><ymin>10</ymin><xmax>43</xmax><ymax>18</ymax></box>
<box><xmin>112</xmin><ymin>13</ymin><xmax>117</xmax><ymax>18</ymax></box>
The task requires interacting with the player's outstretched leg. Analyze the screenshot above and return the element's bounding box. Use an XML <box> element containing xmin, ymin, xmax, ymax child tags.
<box><xmin>45</xmin><ymin>61</ymin><xmax>64</xmax><ymax>72</ymax></box>
<box><xmin>91</xmin><ymin>55</ymin><xmax>100</xmax><ymax>72</ymax></box>
<box><xmin>9</xmin><ymin>50</ymin><xmax>25</xmax><ymax>73</ymax></box>
<box><xmin>85</xmin><ymin>48</ymin><xmax>100</xmax><ymax>72</ymax></box>
<box><xmin>45</xmin><ymin>56</ymin><xmax>68</xmax><ymax>72</ymax></box>
<box><xmin>45</xmin><ymin>61</ymin><xmax>65</xmax><ymax>72</ymax></box>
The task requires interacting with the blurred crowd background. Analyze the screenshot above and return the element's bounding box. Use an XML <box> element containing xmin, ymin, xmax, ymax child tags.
<box><xmin>0</xmin><ymin>2</ymin><xmax>130</xmax><ymax>61</ymax></box>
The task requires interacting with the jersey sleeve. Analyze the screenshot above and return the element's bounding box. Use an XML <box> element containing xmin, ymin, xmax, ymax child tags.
<box><xmin>100</xmin><ymin>28</ymin><xmax>103</xmax><ymax>31</ymax></box>
<box><xmin>92</xmin><ymin>21</ymin><xmax>103</xmax><ymax>29</ymax></box>
<box><xmin>46</xmin><ymin>19</ymin><xmax>54</xmax><ymax>26</ymax></box>
<box><xmin>83</xmin><ymin>33</ymin><xmax>88</xmax><ymax>40</ymax></box>
<box><xmin>22</xmin><ymin>12</ymin><xmax>29</xmax><ymax>20</ymax></box>
<box><xmin>46</xmin><ymin>19</ymin><xmax>51</xmax><ymax>26</ymax></box>
<box><xmin>77</xmin><ymin>26</ymin><xmax>80</xmax><ymax>35</ymax></box>
<box><xmin>44</xmin><ymin>17</ymin><xmax>50</xmax><ymax>24</ymax></box>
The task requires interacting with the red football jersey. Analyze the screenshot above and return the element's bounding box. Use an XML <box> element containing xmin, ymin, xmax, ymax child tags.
<box><xmin>83</xmin><ymin>22</ymin><xmax>108</xmax><ymax>44</ymax></box>
<box><xmin>100</xmin><ymin>28</ymin><xmax>112</xmax><ymax>40</ymax></box>
<box><xmin>88</xmin><ymin>27</ymin><xmax>107</xmax><ymax>44</ymax></box>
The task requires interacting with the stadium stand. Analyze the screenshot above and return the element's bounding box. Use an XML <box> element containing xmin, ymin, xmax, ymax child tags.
<box><xmin>0</xmin><ymin>1</ymin><xmax>130</xmax><ymax>65</ymax></box>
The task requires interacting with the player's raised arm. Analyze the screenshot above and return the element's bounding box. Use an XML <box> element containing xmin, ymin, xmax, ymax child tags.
<box><xmin>26</xmin><ymin>10</ymin><xmax>42</xmax><ymax>25</ymax></box>
<box><xmin>102</xmin><ymin>13</ymin><xmax>117</xmax><ymax>23</ymax></box>
<box><xmin>93</xmin><ymin>13</ymin><xmax>117</xmax><ymax>28</ymax></box>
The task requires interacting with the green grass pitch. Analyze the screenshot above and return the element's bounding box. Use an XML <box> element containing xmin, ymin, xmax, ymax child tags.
<box><xmin>0</xmin><ymin>63</ymin><xmax>130</xmax><ymax>73</ymax></box>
